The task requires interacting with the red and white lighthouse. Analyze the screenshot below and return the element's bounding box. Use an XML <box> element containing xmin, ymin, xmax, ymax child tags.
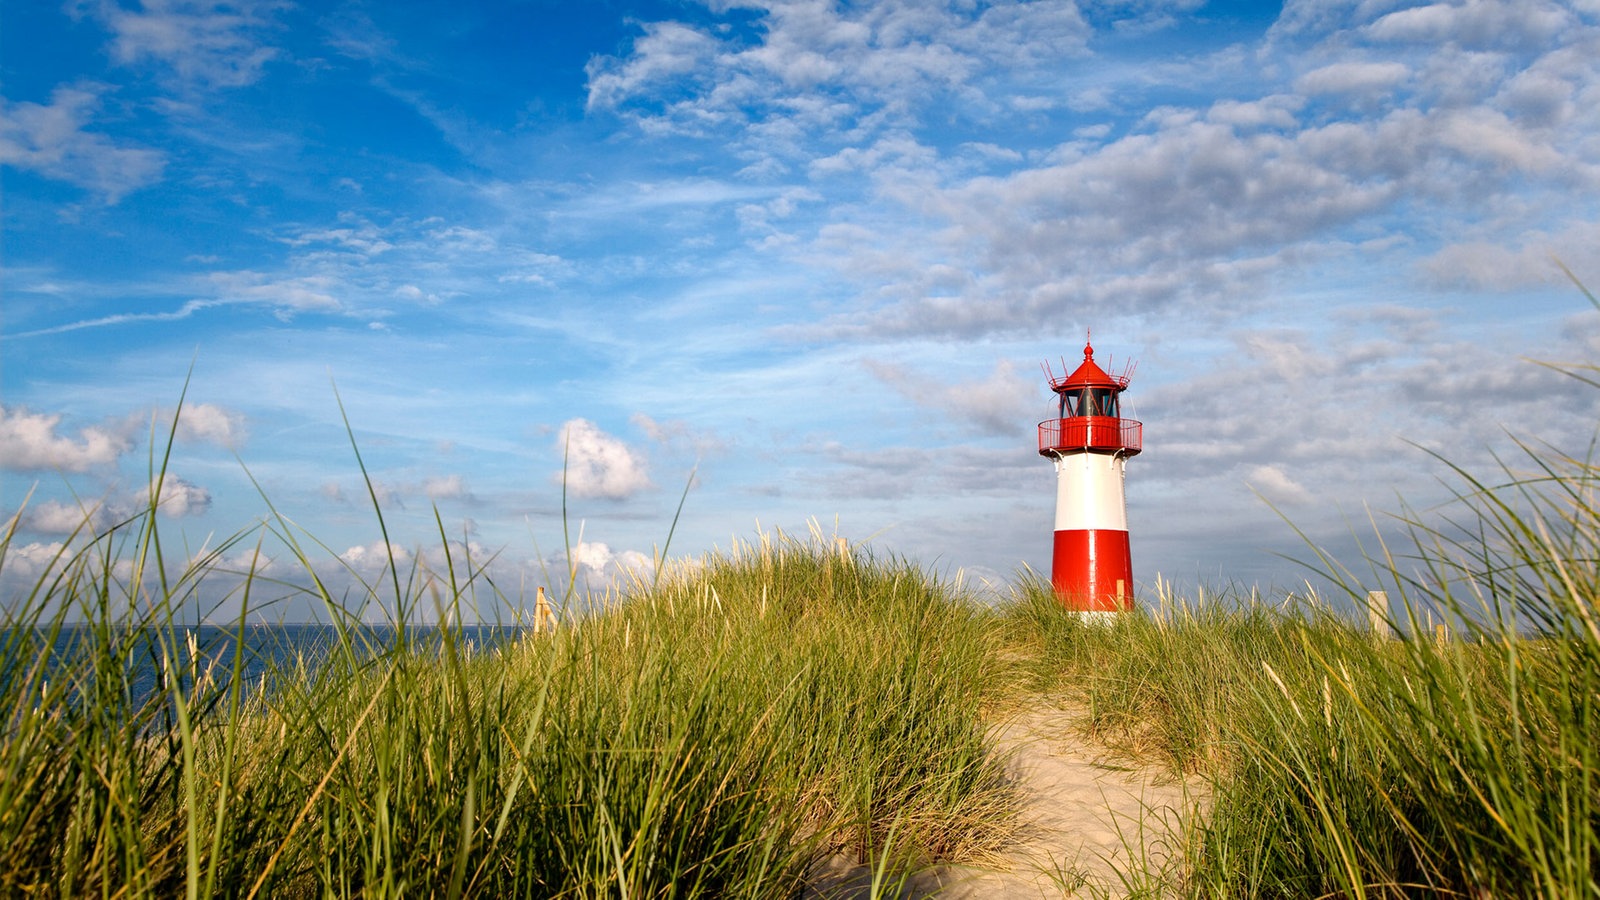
<box><xmin>1038</xmin><ymin>340</ymin><xmax>1142</xmax><ymax>614</ymax></box>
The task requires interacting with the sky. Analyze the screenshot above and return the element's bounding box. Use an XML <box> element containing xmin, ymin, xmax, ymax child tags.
<box><xmin>3</xmin><ymin>0</ymin><xmax>1598</xmax><ymax>622</ymax></box>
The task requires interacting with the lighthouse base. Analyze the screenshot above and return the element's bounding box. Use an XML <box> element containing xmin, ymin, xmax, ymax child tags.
<box><xmin>1071</xmin><ymin>610</ymin><xmax>1122</xmax><ymax>626</ymax></box>
<box><xmin>1050</xmin><ymin>529</ymin><xmax>1133</xmax><ymax>612</ymax></box>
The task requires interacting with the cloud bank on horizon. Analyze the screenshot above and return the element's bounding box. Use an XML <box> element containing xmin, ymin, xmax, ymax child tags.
<box><xmin>3</xmin><ymin>0</ymin><xmax>1598</xmax><ymax>618</ymax></box>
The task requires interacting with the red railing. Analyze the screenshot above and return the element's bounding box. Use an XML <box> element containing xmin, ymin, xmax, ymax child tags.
<box><xmin>1038</xmin><ymin>417</ymin><xmax>1142</xmax><ymax>456</ymax></box>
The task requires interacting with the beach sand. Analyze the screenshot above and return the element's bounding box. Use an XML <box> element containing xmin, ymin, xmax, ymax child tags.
<box><xmin>807</xmin><ymin>704</ymin><xmax>1204</xmax><ymax>898</ymax></box>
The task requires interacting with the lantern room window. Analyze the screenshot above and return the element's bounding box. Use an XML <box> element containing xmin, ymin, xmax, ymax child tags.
<box><xmin>1060</xmin><ymin>387</ymin><xmax>1119</xmax><ymax>418</ymax></box>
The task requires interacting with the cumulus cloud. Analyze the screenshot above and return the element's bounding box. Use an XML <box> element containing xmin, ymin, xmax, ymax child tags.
<box><xmin>551</xmin><ymin>541</ymin><xmax>655</xmax><ymax>595</ymax></box>
<box><xmin>340</xmin><ymin>540</ymin><xmax>413</xmax><ymax>572</ymax></box>
<box><xmin>173</xmin><ymin>402</ymin><xmax>246</xmax><ymax>448</ymax></box>
<box><xmin>0</xmin><ymin>405</ymin><xmax>134</xmax><ymax>472</ymax></box>
<box><xmin>1363</xmin><ymin>0</ymin><xmax>1573</xmax><ymax>52</ymax></box>
<box><xmin>24</xmin><ymin>499</ymin><xmax>116</xmax><ymax>535</ymax></box>
<box><xmin>0</xmin><ymin>85</ymin><xmax>164</xmax><ymax>202</ymax></box>
<box><xmin>148</xmin><ymin>475</ymin><xmax>212</xmax><ymax>518</ymax></box>
<box><xmin>14</xmin><ymin>476</ymin><xmax>213</xmax><ymax>536</ymax></box>
<box><xmin>0</xmin><ymin>541</ymin><xmax>71</xmax><ymax>583</ymax></box>
<box><xmin>556</xmin><ymin>419</ymin><xmax>651</xmax><ymax>500</ymax></box>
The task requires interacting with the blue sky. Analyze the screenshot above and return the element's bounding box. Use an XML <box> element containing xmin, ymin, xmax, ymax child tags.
<box><xmin>3</xmin><ymin>0</ymin><xmax>1598</xmax><ymax>621</ymax></box>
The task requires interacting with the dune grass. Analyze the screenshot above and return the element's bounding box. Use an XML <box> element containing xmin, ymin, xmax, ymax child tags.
<box><xmin>0</xmin><ymin>466</ymin><xmax>1016</xmax><ymax>899</ymax></box>
<box><xmin>9</xmin><ymin>428</ymin><xmax>1595</xmax><ymax>898</ymax></box>
<box><xmin>9</xmin><ymin>461</ymin><xmax>1596</xmax><ymax>900</ymax></box>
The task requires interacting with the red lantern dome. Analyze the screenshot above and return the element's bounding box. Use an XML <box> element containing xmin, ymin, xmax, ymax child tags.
<box><xmin>1038</xmin><ymin>341</ymin><xmax>1142</xmax><ymax>458</ymax></box>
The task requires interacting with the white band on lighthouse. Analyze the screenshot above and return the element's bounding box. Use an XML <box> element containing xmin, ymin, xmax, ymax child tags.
<box><xmin>1052</xmin><ymin>453</ymin><xmax>1128</xmax><ymax>532</ymax></box>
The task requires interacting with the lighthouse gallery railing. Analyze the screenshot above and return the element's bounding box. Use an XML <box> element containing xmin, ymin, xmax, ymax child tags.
<box><xmin>1038</xmin><ymin>417</ymin><xmax>1142</xmax><ymax>456</ymax></box>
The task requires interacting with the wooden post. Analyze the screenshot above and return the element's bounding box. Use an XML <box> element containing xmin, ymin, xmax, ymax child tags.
<box><xmin>535</xmin><ymin>585</ymin><xmax>555</xmax><ymax>634</ymax></box>
<box><xmin>1366</xmin><ymin>591</ymin><xmax>1393</xmax><ymax>640</ymax></box>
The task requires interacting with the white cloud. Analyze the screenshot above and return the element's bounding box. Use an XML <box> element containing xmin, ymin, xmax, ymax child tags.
<box><xmin>1364</xmin><ymin>0</ymin><xmax>1573</xmax><ymax>51</ymax></box>
<box><xmin>586</xmin><ymin>21</ymin><xmax>720</xmax><ymax>111</ymax></box>
<box><xmin>496</xmin><ymin>251</ymin><xmax>572</xmax><ymax>287</ymax></box>
<box><xmin>1496</xmin><ymin>66</ymin><xmax>1576</xmax><ymax>128</ymax></box>
<box><xmin>208</xmin><ymin>271</ymin><xmax>341</xmax><ymax>315</ymax></box>
<box><xmin>1435</xmin><ymin>106</ymin><xmax>1570</xmax><ymax>174</ymax></box>
<box><xmin>0</xmin><ymin>85</ymin><xmax>164</xmax><ymax>202</ymax></box>
<box><xmin>1206</xmin><ymin>96</ymin><xmax>1304</xmax><ymax>130</ymax></box>
<box><xmin>174</xmin><ymin>402</ymin><xmax>246</xmax><ymax>448</ymax></box>
<box><xmin>1296</xmin><ymin>61</ymin><xmax>1410</xmax><ymax>96</ymax></box>
<box><xmin>586</xmin><ymin>0</ymin><xmax>1092</xmax><ymax>150</ymax></box>
<box><xmin>555</xmin><ymin>419</ymin><xmax>652</xmax><ymax>500</ymax></box>
<box><xmin>412</xmin><ymin>536</ymin><xmax>494</xmax><ymax>573</ymax></box>
<box><xmin>85</xmin><ymin>0</ymin><xmax>285</xmax><ymax>89</ymax></box>
<box><xmin>1421</xmin><ymin>220</ymin><xmax>1600</xmax><ymax>290</ymax></box>
<box><xmin>14</xmin><ymin>268</ymin><xmax>355</xmax><ymax>339</ymax></box>
<box><xmin>0</xmin><ymin>541</ymin><xmax>71</xmax><ymax>583</ymax></box>
<box><xmin>424</xmin><ymin>225</ymin><xmax>497</xmax><ymax>254</ymax></box>
<box><xmin>218</xmin><ymin>546</ymin><xmax>279</xmax><ymax>575</ymax></box>
<box><xmin>149</xmin><ymin>475</ymin><xmax>212</xmax><ymax>518</ymax></box>
<box><xmin>395</xmin><ymin>284</ymin><xmax>441</xmax><ymax>303</ymax></box>
<box><xmin>17</xmin><ymin>478</ymin><xmax>217</xmax><ymax>538</ymax></box>
<box><xmin>549</xmin><ymin>540</ymin><xmax>656</xmax><ymax>595</ymax></box>
<box><xmin>340</xmin><ymin>540</ymin><xmax>413</xmax><ymax>571</ymax></box>
<box><xmin>424</xmin><ymin>474</ymin><xmax>472</xmax><ymax>501</ymax></box>
<box><xmin>0</xmin><ymin>405</ymin><xmax>133</xmax><ymax>472</ymax></box>
<box><xmin>1246</xmin><ymin>464</ymin><xmax>1315</xmax><ymax>506</ymax></box>
<box><xmin>25</xmin><ymin>499</ymin><xmax>115</xmax><ymax>535</ymax></box>
<box><xmin>284</xmin><ymin>223</ymin><xmax>396</xmax><ymax>256</ymax></box>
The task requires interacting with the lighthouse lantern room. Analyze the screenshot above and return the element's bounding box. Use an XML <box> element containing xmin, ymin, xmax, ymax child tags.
<box><xmin>1039</xmin><ymin>339</ymin><xmax>1142</xmax><ymax>614</ymax></box>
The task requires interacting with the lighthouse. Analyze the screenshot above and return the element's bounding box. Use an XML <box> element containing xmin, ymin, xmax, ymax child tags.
<box><xmin>1038</xmin><ymin>339</ymin><xmax>1142</xmax><ymax>614</ymax></box>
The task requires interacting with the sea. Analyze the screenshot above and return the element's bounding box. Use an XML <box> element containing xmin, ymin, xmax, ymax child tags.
<box><xmin>15</xmin><ymin>622</ymin><xmax>532</xmax><ymax>717</ymax></box>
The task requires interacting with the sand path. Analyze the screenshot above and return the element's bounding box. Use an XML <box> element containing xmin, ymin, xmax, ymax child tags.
<box><xmin>809</xmin><ymin>704</ymin><xmax>1203</xmax><ymax>898</ymax></box>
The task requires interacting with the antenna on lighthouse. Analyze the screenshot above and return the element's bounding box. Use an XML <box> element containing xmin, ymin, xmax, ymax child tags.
<box><xmin>1037</xmin><ymin>336</ymin><xmax>1142</xmax><ymax>617</ymax></box>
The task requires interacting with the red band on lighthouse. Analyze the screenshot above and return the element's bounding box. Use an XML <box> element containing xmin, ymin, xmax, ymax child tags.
<box><xmin>1038</xmin><ymin>339</ymin><xmax>1141</xmax><ymax>614</ymax></box>
<box><xmin>1051</xmin><ymin>530</ymin><xmax>1132</xmax><ymax>611</ymax></box>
